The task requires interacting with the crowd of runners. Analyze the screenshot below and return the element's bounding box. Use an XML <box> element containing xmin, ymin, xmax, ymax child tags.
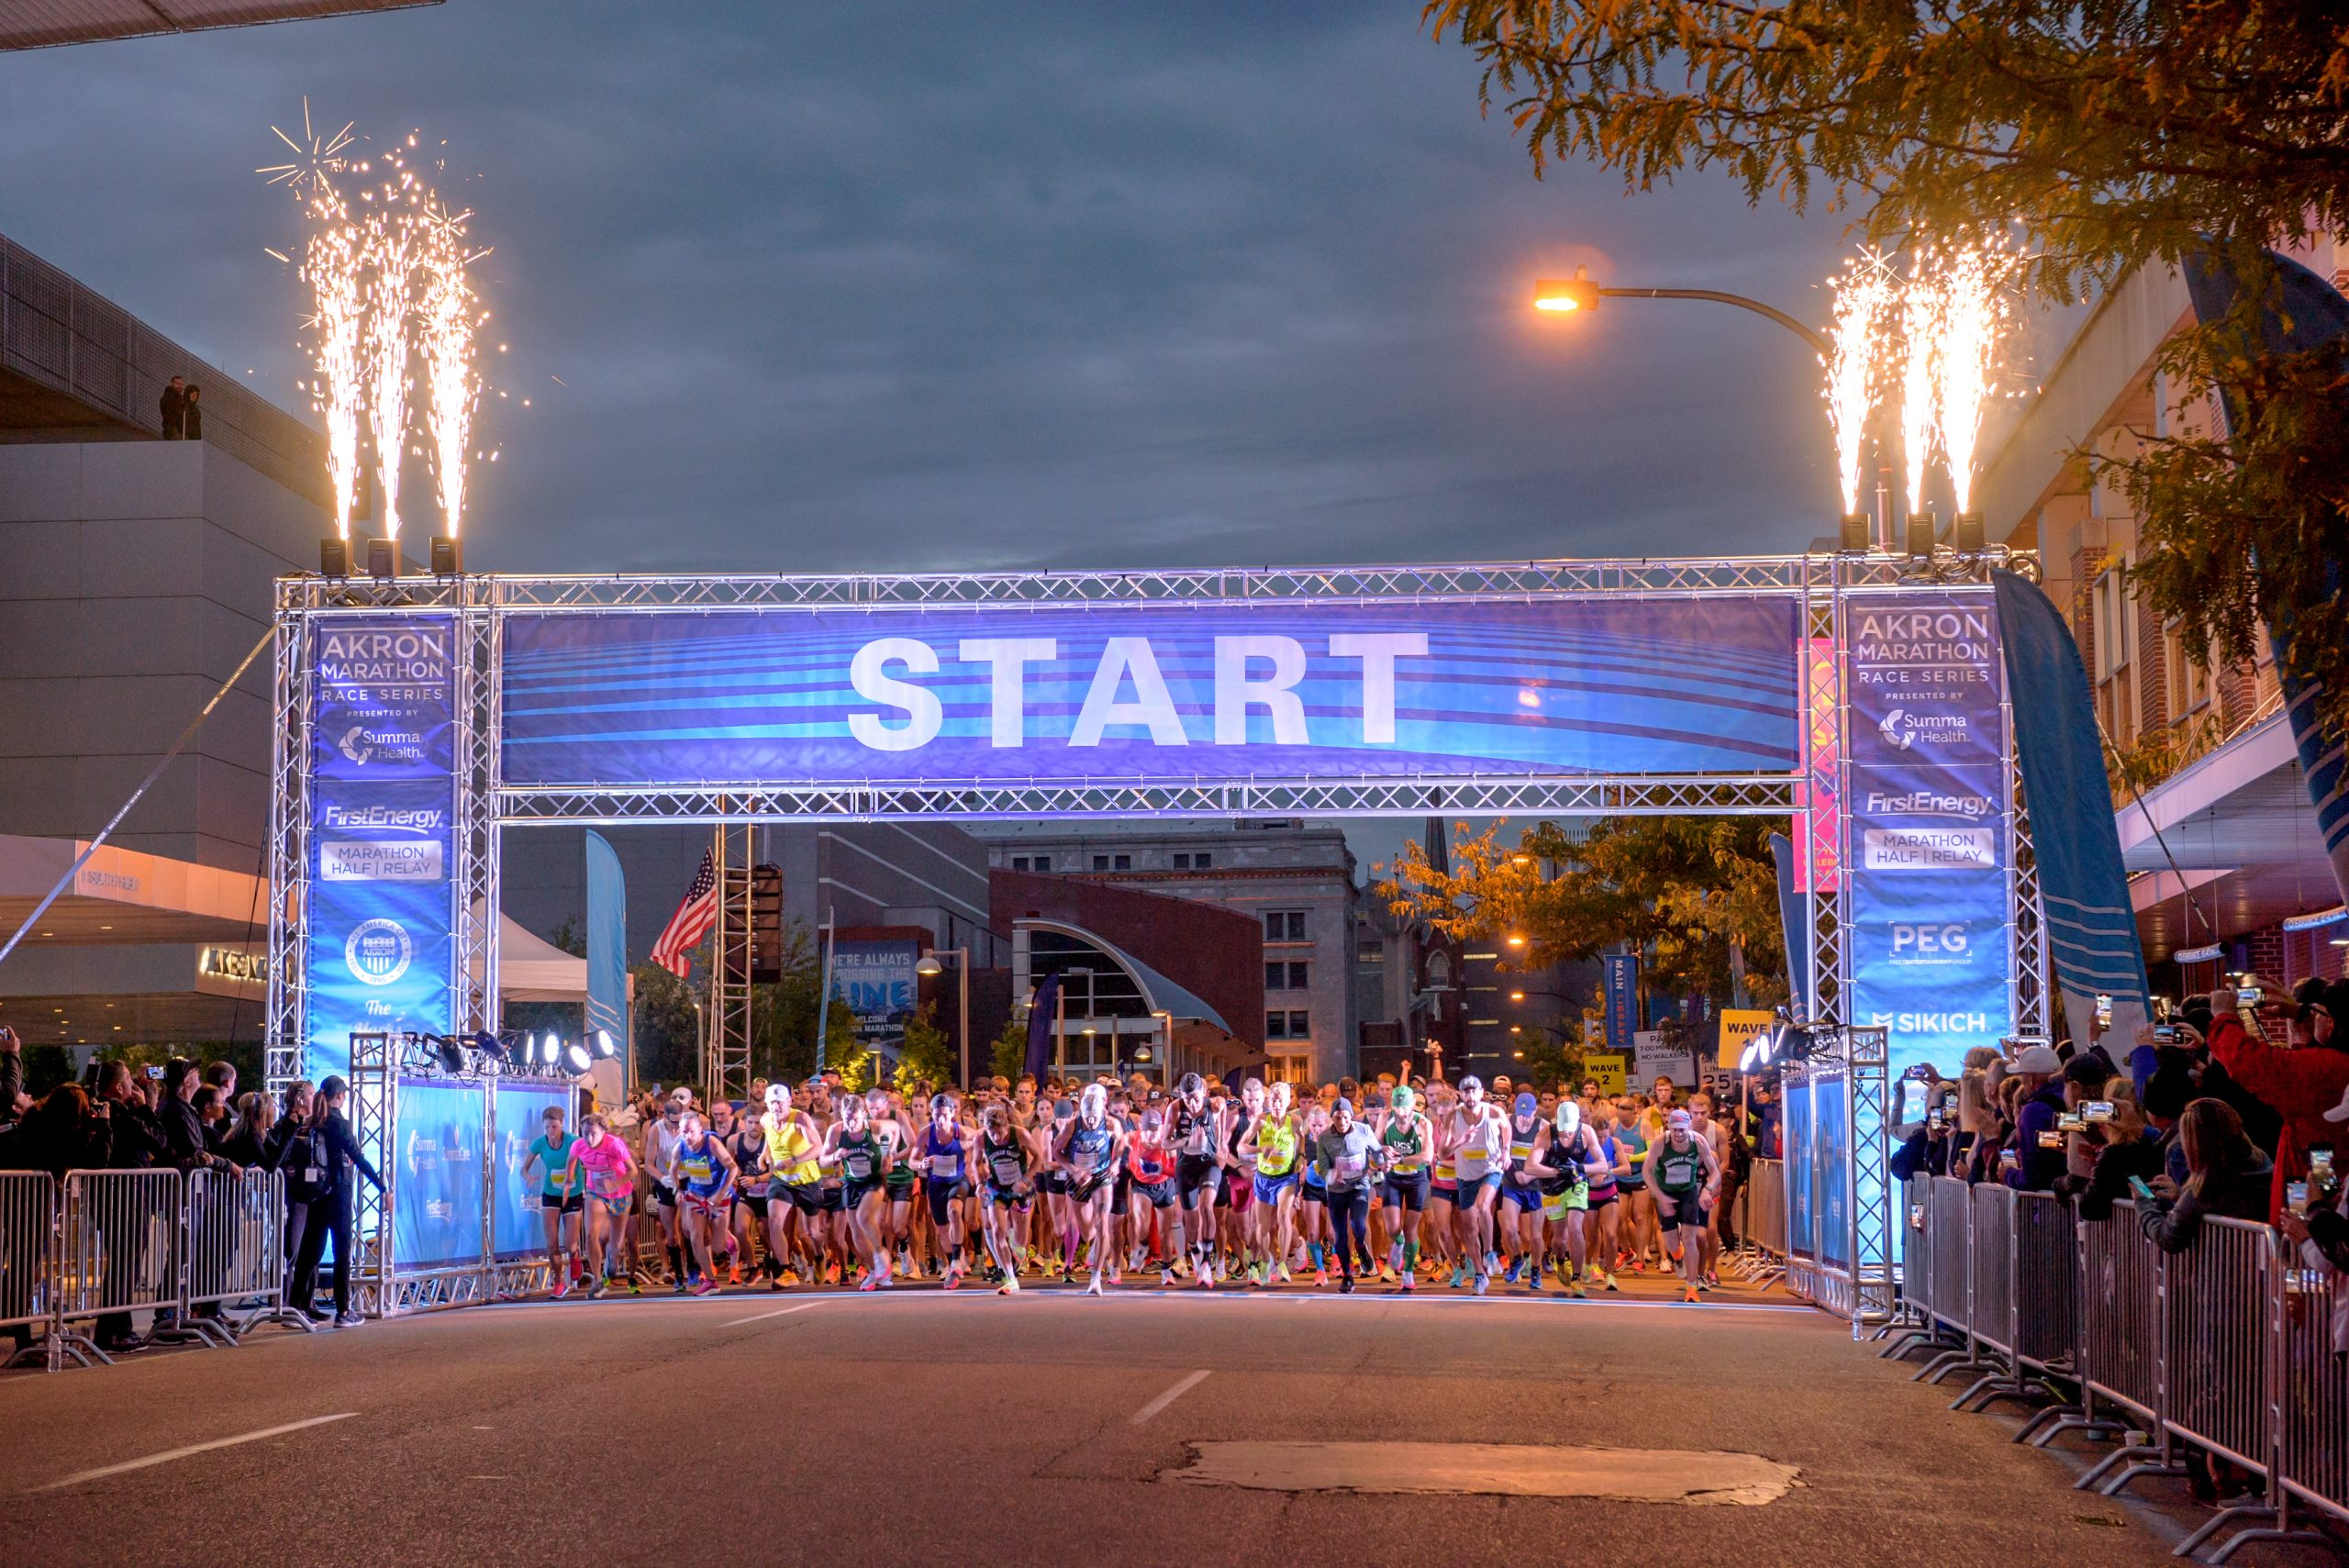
<box><xmin>519</xmin><ymin>1068</ymin><xmax>1746</xmax><ymax>1303</ymax></box>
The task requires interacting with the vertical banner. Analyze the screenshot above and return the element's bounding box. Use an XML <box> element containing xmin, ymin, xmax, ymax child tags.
<box><xmin>584</xmin><ymin>829</ymin><xmax>629</xmax><ymax>1046</ymax></box>
<box><xmin>1843</xmin><ymin>595</ymin><xmax>2014</xmax><ymax>1077</ymax></box>
<box><xmin>1601</xmin><ymin>952</ymin><xmax>1639</xmax><ymax>1056</ymax></box>
<box><xmin>308</xmin><ymin>618</ymin><xmax>459</xmax><ymax>1084</ymax></box>
<box><xmin>831</xmin><ymin>938</ymin><xmax>920</xmax><ymax>1051</ymax></box>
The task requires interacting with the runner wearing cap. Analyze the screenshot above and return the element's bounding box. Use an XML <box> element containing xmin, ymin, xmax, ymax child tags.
<box><xmin>1644</xmin><ymin>1108</ymin><xmax>1722</xmax><ymax>1303</ymax></box>
<box><xmin>1375</xmin><ymin>1083</ymin><xmax>1433</xmax><ymax>1293</ymax></box>
<box><xmin>1053</xmin><ymin>1084</ymin><xmax>1125</xmax><ymax>1296</ymax></box>
<box><xmin>645</xmin><ymin>1088</ymin><xmax>695</xmax><ymax>1286</ymax></box>
<box><xmin>759</xmin><ymin>1083</ymin><xmax>824</xmax><ymax>1290</ymax></box>
<box><xmin>1499</xmin><ymin>1091</ymin><xmax>1549</xmax><ymax>1286</ymax></box>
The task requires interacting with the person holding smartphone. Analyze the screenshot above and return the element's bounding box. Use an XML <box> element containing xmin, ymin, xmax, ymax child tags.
<box><xmin>2202</xmin><ymin>973</ymin><xmax>2349</xmax><ymax>1223</ymax></box>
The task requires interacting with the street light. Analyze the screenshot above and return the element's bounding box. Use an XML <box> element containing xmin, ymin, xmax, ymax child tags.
<box><xmin>1531</xmin><ymin>265</ymin><xmax>1831</xmax><ymax>356</ymax></box>
<box><xmin>1505</xmin><ymin>934</ymin><xmax>1527</xmax><ymax>949</ymax></box>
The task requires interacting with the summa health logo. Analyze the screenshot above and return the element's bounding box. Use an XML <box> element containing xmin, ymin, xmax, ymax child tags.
<box><xmin>1876</xmin><ymin>708</ymin><xmax>1969</xmax><ymax>751</ymax></box>
<box><xmin>345</xmin><ymin>917</ymin><xmax>414</xmax><ymax>987</ymax></box>
<box><xmin>337</xmin><ymin>725</ymin><xmax>373</xmax><ymax>765</ymax></box>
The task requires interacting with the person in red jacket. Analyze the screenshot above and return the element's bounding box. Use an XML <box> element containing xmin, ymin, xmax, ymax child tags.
<box><xmin>2205</xmin><ymin>975</ymin><xmax>2349</xmax><ymax>1222</ymax></box>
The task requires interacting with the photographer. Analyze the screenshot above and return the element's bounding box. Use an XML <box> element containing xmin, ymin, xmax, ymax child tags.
<box><xmin>2279</xmin><ymin>1085</ymin><xmax>2349</xmax><ymax>1355</ymax></box>
<box><xmin>157</xmin><ymin>1059</ymin><xmax>241</xmax><ymax>1180</ymax></box>
<box><xmin>2205</xmin><ymin>974</ymin><xmax>2349</xmax><ymax>1223</ymax></box>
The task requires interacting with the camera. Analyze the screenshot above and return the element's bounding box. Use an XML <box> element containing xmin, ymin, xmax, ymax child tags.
<box><xmin>2094</xmin><ymin>993</ymin><xmax>2112</xmax><ymax>1029</ymax></box>
<box><xmin>2056</xmin><ymin>1112</ymin><xmax>2084</xmax><ymax>1132</ymax></box>
<box><xmin>2153</xmin><ymin>1024</ymin><xmax>2177</xmax><ymax>1044</ymax></box>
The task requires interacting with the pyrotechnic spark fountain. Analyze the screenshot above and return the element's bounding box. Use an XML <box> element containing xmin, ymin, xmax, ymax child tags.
<box><xmin>299</xmin><ymin>183</ymin><xmax>366</xmax><ymax>539</ymax></box>
<box><xmin>362</xmin><ymin>195</ymin><xmax>422</xmax><ymax>546</ymax></box>
<box><xmin>1931</xmin><ymin>239</ymin><xmax>2014</xmax><ymax>517</ymax></box>
<box><xmin>417</xmin><ymin>206</ymin><xmax>484</xmax><ymax>539</ymax></box>
<box><xmin>257</xmin><ymin>97</ymin><xmax>356</xmax><ymax>195</ymax></box>
<box><xmin>1823</xmin><ymin>254</ymin><xmax>1894</xmax><ymax>517</ymax></box>
<box><xmin>1898</xmin><ymin>267</ymin><xmax>1942</xmax><ymax>518</ymax></box>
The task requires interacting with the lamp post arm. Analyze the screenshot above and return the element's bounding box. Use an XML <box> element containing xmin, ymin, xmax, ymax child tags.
<box><xmin>1597</xmin><ymin>288</ymin><xmax>1831</xmax><ymax>357</ymax></box>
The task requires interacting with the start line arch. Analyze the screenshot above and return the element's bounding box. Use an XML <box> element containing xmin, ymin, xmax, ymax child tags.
<box><xmin>262</xmin><ymin>549</ymin><xmax>2054</xmax><ymax>1322</ymax></box>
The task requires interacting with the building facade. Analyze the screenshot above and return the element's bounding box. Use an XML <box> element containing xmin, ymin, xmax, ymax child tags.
<box><xmin>972</xmin><ymin>819</ymin><xmax>1359</xmax><ymax>1083</ymax></box>
<box><xmin>1976</xmin><ymin>239</ymin><xmax>2349</xmax><ymax>997</ymax></box>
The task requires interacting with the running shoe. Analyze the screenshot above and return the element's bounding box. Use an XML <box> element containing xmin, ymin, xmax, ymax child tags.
<box><xmin>1601</xmin><ymin>1271</ymin><xmax>1621</xmax><ymax>1292</ymax></box>
<box><xmin>1448</xmin><ymin>1264</ymin><xmax>1467</xmax><ymax>1290</ymax></box>
<box><xmin>727</xmin><ymin>1263</ymin><xmax>741</xmax><ymax>1284</ymax></box>
<box><xmin>585</xmin><ymin>1279</ymin><xmax>607</xmax><ymax>1300</ymax></box>
<box><xmin>1378</xmin><ymin>1263</ymin><xmax>1397</xmax><ymax>1284</ymax></box>
<box><xmin>1682</xmin><ymin>1284</ymin><xmax>1700</xmax><ymax>1304</ymax></box>
<box><xmin>1275</xmin><ymin>1262</ymin><xmax>1293</xmax><ymax>1284</ymax></box>
<box><xmin>1161</xmin><ymin>1267</ymin><xmax>1179</xmax><ymax>1287</ymax></box>
<box><xmin>943</xmin><ymin>1266</ymin><xmax>963</xmax><ymax>1292</ymax></box>
<box><xmin>1560</xmin><ymin>1279</ymin><xmax>1586</xmax><ymax>1300</ymax></box>
<box><xmin>1108</xmin><ymin>1263</ymin><xmax>1123</xmax><ymax>1286</ymax></box>
<box><xmin>693</xmin><ymin>1279</ymin><xmax>718</xmax><ymax>1297</ymax></box>
<box><xmin>1396</xmin><ymin>1273</ymin><xmax>1414</xmax><ymax>1295</ymax></box>
<box><xmin>858</xmin><ymin>1271</ymin><xmax>881</xmax><ymax>1292</ymax></box>
<box><xmin>1312</xmin><ymin>1267</ymin><xmax>1330</xmax><ymax>1288</ymax></box>
<box><xmin>551</xmin><ymin>1279</ymin><xmax>571</xmax><ymax>1301</ymax></box>
<box><xmin>674</xmin><ymin>1277</ymin><xmax>693</xmax><ymax>1296</ymax></box>
<box><xmin>623</xmin><ymin>1275</ymin><xmax>643</xmax><ymax>1296</ymax></box>
<box><xmin>1472</xmin><ymin>1272</ymin><xmax>1489</xmax><ymax>1296</ymax></box>
<box><xmin>1339</xmin><ymin>1275</ymin><xmax>1355</xmax><ymax>1295</ymax></box>
<box><xmin>998</xmin><ymin>1273</ymin><xmax>1021</xmax><ymax>1296</ymax></box>
<box><xmin>1698</xmin><ymin>1278</ymin><xmax>1714</xmax><ymax>1294</ymax></box>
<box><xmin>1083</xmin><ymin>1274</ymin><xmax>1106</xmax><ymax>1296</ymax></box>
<box><xmin>1504</xmin><ymin>1257</ymin><xmax>1526</xmax><ymax>1284</ymax></box>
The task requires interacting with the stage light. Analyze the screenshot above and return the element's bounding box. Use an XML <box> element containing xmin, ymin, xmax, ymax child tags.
<box><xmin>540</xmin><ymin>1031</ymin><xmax>562</xmax><ymax>1067</ymax></box>
<box><xmin>592</xmin><ymin>1028</ymin><xmax>618</xmax><ymax>1060</ymax></box>
<box><xmin>562</xmin><ymin>1040</ymin><xmax>592</xmax><ymax>1073</ymax></box>
<box><xmin>431</xmin><ymin>1034</ymin><xmax>466</xmax><ymax>1074</ymax></box>
<box><xmin>473</xmin><ymin>1030</ymin><xmax>507</xmax><ymax>1067</ymax></box>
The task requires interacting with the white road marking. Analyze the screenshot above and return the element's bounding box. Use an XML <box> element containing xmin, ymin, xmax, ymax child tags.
<box><xmin>1130</xmin><ymin>1369</ymin><xmax>1211</xmax><ymax>1426</ymax></box>
<box><xmin>718</xmin><ymin>1301</ymin><xmax>822</xmax><ymax>1329</ymax></box>
<box><xmin>38</xmin><ymin>1413</ymin><xmax>358</xmax><ymax>1492</ymax></box>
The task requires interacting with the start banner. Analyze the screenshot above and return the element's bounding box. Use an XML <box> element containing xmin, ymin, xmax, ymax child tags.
<box><xmin>498</xmin><ymin>597</ymin><xmax>1802</xmax><ymax>788</ymax></box>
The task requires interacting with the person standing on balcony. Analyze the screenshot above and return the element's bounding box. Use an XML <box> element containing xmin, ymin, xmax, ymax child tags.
<box><xmin>158</xmin><ymin>375</ymin><xmax>185</xmax><ymax>437</ymax></box>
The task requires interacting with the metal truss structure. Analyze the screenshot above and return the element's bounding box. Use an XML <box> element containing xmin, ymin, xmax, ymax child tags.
<box><xmin>1780</xmin><ymin>1026</ymin><xmax>1892</xmax><ymax>1331</ymax></box>
<box><xmin>707</xmin><ymin>820</ymin><xmax>753</xmax><ymax>1104</ymax></box>
<box><xmin>267</xmin><ymin>548</ymin><xmax>2047</xmax><ymax>1327</ymax></box>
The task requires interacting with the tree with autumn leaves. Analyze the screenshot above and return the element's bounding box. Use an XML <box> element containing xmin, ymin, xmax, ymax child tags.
<box><xmin>1376</xmin><ymin>817</ymin><xmax>1791</xmax><ymax>1018</ymax></box>
<box><xmin>1426</xmin><ymin>0</ymin><xmax>2349</xmax><ymax>738</ymax></box>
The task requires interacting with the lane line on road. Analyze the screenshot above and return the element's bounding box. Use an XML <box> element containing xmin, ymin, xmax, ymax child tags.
<box><xmin>718</xmin><ymin>1301</ymin><xmax>822</xmax><ymax>1329</ymax></box>
<box><xmin>37</xmin><ymin>1413</ymin><xmax>358</xmax><ymax>1492</ymax></box>
<box><xmin>1130</xmin><ymin>1369</ymin><xmax>1211</xmax><ymax>1426</ymax></box>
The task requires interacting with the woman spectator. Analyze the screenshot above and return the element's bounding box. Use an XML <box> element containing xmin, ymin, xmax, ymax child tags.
<box><xmin>2141</xmin><ymin>1098</ymin><xmax>2273</xmax><ymax>1253</ymax></box>
<box><xmin>0</xmin><ymin>1083</ymin><xmax>111</xmax><ymax>1177</ymax></box>
<box><xmin>265</xmin><ymin>1081</ymin><xmax>316</xmax><ymax>1288</ymax></box>
<box><xmin>2069</xmin><ymin>1085</ymin><xmax>2165</xmax><ymax>1222</ymax></box>
<box><xmin>285</xmin><ymin>1074</ymin><xmax>385</xmax><ymax>1327</ymax></box>
<box><xmin>218</xmin><ymin>1091</ymin><xmax>274</xmax><ymax>1170</ymax></box>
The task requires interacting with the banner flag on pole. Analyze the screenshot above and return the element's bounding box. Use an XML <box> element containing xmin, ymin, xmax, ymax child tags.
<box><xmin>584</xmin><ymin>829</ymin><xmax>628</xmax><ymax>1042</ymax></box>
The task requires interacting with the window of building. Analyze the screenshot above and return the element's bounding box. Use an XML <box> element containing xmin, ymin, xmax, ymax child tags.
<box><xmin>1356</xmin><ymin>941</ymin><xmax>1384</xmax><ymax>965</ymax></box>
<box><xmin>1264</xmin><ymin>960</ymin><xmax>1308</xmax><ymax>992</ymax></box>
<box><xmin>1265</xmin><ymin>1009</ymin><xmax>1309</xmax><ymax>1039</ymax></box>
<box><xmin>1172</xmin><ymin>851</ymin><xmax>1214</xmax><ymax>871</ymax></box>
<box><xmin>1011</xmin><ymin>854</ymin><xmax>1052</xmax><ymax>873</ymax></box>
<box><xmin>2092</xmin><ymin>560</ymin><xmax>2136</xmax><ymax>741</ymax></box>
<box><xmin>2165</xmin><ymin>618</ymin><xmax>2210</xmax><ymax>719</ymax></box>
<box><xmin>1265</xmin><ymin>909</ymin><xmax>1307</xmax><ymax>942</ymax></box>
<box><xmin>1114</xmin><ymin>853</ymin><xmax>1130</xmax><ymax>871</ymax></box>
<box><xmin>1091</xmin><ymin>854</ymin><xmax>1108</xmax><ymax>871</ymax></box>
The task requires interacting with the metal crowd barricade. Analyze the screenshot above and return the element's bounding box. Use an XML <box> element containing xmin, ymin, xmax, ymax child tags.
<box><xmin>0</xmin><ymin>1172</ymin><xmax>58</xmax><ymax>1365</ymax></box>
<box><xmin>181</xmin><ymin>1168</ymin><xmax>313</xmax><ymax>1342</ymax></box>
<box><xmin>1950</xmin><ymin>1183</ymin><xmax>2021</xmax><ymax>1410</ymax></box>
<box><xmin>1879</xmin><ymin>1176</ymin><xmax>1944</xmax><ymax>1360</ymax></box>
<box><xmin>1913</xmin><ymin>1176</ymin><xmax>1979</xmax><ymax>1385</ymax></box>
<box><xmin>50</xmin><ymin>1169</ymin><xmax>184</xmax><ymax>1371</ymax></box>
<box><xmin>2277</xmin><ymin>1257</ymin><xmax>2347</xmax><ymax>1539</ymax></box>
<box><xmin>1737</xmin><ymin>1158</ymin><xmax>1787</xmax><ymax>1288</ymax></box>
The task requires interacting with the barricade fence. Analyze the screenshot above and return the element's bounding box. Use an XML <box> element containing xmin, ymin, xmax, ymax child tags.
<box><xmin>6</xmin><ymin>1168</ymin><xmax>315</xmax><ymax>1373</ymax></box>
<box><xmin>1871</xmin><ymin>1163</ymin><xmax>2349</xmax><ymax>1560</ymax></box>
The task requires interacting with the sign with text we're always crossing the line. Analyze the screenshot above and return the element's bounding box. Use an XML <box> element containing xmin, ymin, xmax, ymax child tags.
<box><xmin>497</xmin><ymin>598</ymin><xmax>1802</xmax><ymax>788</ymax></box>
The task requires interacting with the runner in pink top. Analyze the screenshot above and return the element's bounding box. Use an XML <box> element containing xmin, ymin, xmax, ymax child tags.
<box><xmin>564</xmin><ymin>1114</ymin><xmax>638</xmax><ymax>1298</ymax></box>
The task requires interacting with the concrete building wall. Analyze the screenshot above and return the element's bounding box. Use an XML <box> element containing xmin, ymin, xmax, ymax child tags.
<box><xmin>0</xmin><ymin>439</ymin><xmax>323</xmax><ymax>873</ymax></box>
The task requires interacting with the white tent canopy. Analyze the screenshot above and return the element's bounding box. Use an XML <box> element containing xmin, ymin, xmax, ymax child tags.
<box><xmin>484</xmin><ymin>911</ymin><xmax>589</xmax><ymax>1004</ymax></box>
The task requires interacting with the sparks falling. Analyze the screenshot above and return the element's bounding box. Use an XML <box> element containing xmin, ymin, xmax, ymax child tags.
<box><xmin>1823</xmin><ymin>255</ymin><xmax>1894</xmax><ymax>517</ymax></box>
<box><xmin>1898</xmin><ymin>268</ymin><xmax>1942</xmax><ymax>517</ymax></box>
<box><xmin>1932</xmin><ymin>239</ymin><xmax>2015</xmax><ymax>517</ymax></box>
<box><xmin>416</xmin><ymin>206</ymin><xmax>484</xmax><ymax>539</ymax></box>
<box><xmin>362</xmin><ymin>195</ymin><xmax>422</xmax><ymax>545</ymax></box>
<box><xmin>299</xmin><ymin>182</ymin><xmax>366</xmax><ymax>539</ymax></box>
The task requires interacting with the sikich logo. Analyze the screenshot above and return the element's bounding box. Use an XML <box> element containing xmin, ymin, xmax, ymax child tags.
<box><xmin>345</xmin><ymin>917</ymin><xmax>414</xmax><ymax>986</ymax></box>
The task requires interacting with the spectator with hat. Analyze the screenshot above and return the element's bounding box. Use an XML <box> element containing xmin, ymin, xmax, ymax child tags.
<box><xmin>2002</xmin><ymin>1042</ymin><xmax>2068</xmax><ymax>1190</ymax></box>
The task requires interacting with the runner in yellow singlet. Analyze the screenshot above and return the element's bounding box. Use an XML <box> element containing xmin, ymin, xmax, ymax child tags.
<box><xmin>759</xmin><ymin>1083</ymin><xmax>825</xmax><ymax>1291</ymax></box>
<box><xmin>1239</xmin><ymin>1082</ymin><xmax>1302</xmax><ymax>1285</ymax></box>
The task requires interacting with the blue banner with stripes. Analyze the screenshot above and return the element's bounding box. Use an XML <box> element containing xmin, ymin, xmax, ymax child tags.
<box><xmin>498</xmin><ymin>598</ymin><xmax>1802</xmax><ymax>788</ymax></box>
<box><xmin>1993</xmin><ymin>570</ymin><xmax>2152</xmax><ymax>1050</ymax></box>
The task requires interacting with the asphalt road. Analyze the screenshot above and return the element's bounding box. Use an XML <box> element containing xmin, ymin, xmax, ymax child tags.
<box><xmin>0</xmin><ymin>1269</ymin><xmax>2243</xmax><ymax>1568</ymax></box>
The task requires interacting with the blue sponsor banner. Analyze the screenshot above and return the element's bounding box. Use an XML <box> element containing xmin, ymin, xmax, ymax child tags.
<box><xmin>499</xmin><ymin>598</ymin><xmax>1802</xmax><ymax>788</ymax></box>
<box><xmin>832</xmin><ymin>939</ymin><xmax>919</xmax><ymax>1048</ymax></box>
<box><xmin>492</xmin><ymin>1083</ymin><xmax>571</xmax><ymax>1261</ymax></box>
<box><xmin>1602</xmin><ymin>952</ymin><xmax>1639</xmax><ymax>1054</ymax></box>
<box><xmin>1844</xmin><ymin>593</ymin><xmax>2013</xmax><ymax>1075</ymax></box>
<box><xmin>308</xmin><ymin>617</ymin><xmax>458</xmax><ymax>1084</ymax></box>
<box><xmin>393</xmin><ymin>1077</ymin><xmax>484</xmax><ymax>1272</ymax></box>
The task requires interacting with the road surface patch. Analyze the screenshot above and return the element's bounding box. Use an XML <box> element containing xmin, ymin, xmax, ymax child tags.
<box><xmin>1165</xmin><ymin>1440</ymin><xmax>1798</xmax><ymax>1505</ymax></box>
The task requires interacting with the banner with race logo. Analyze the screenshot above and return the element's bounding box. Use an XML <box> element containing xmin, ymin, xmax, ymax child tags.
<box><xmin>308</xmin><ymin>617</ymin><xmax>459</xmax><ymax>1084</ymax></box>
<box><xmin>1843</xmin><ymin>592</ymin><xmax>2014</xmax><ymax>1077</ymax></box>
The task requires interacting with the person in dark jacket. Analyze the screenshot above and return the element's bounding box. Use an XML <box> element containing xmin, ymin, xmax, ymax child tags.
<box><xmin>2004</xmin><ymin>1044</ymin><xmax>2070</xmax><ymax>1190</ymax></box>
<box><xmin>286</xmin><ymin>1074</ymin><xmax>385</xmax><ymax>1327</ymax></box>
<box><xmin>2143</xmin><ymin>1098</ymin><xmax>2275</xmax><ymax>1253</ymax></box>
<box><xmin>157</xmin><ymin>1059</ymin><xmax>241</xmax><ymax>1179</ymax></box>
<box><xmin>158</xmin><ymin>375</ymin><xmax>185</xmax><ymax>438</ymax></box>
<box><xmin>0</xmin><ymin>1026</ymin><xmax>23</xmax><ymax>1128</ymax></box>
<box><xmin>0</xmin><ymin>1084</ymin><xmax>110</xmax><ymax>1178</ymax></box>
<box><xmin>2073</xmin><ymin>1098</ymin><xmax>2166</xmax><ymax>1222</ymax></box>
<box><xmin>180</xmin><ymin>384</ymin><xmax>202</xmax><ymax>441</ymax></box>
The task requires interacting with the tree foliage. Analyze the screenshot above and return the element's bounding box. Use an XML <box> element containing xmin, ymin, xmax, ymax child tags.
<box><xmin>1377</xmin><ymin>817</ymin><xmax>1789</xmax><ymax>1006</ymax></box>
<box><xmin>989</xmin><ymin>1012</ymin><xmax>1030</xmax><ymax>1083</ymax></box>
<box><xmin>892</xmin><ymin>999</ymin><xmax>956</xmax><ymax>1094</ymax></box>
<box><xmin>1426</xmin><ymin>0</ymin><xmax>2349</xmax><ymax>734</ymax></box>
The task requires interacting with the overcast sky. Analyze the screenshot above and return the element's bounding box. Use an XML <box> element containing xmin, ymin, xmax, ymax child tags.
<box><xmin>0</xmin><ymin>0</ymin><xmax>1859</xmax><ymax>579</ymax></box>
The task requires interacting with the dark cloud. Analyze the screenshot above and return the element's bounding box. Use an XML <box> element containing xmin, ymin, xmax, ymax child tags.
<box><xmin>1</xmin><ymin>0</ymin><xmax>1855</xmax><ymax>578</ymax></box>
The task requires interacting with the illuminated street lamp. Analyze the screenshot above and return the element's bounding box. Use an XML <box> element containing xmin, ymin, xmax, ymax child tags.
<box><xmin>1531</xmin><ymin>265</ymin><xmax>1831</xmax><ymax>356</ymax></box>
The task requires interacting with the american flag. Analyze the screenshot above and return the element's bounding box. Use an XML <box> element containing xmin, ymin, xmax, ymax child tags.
<box><xmin>650</xmin><ymin>851</ymin><xmax>718</xmax><ymax>977</ymax></box>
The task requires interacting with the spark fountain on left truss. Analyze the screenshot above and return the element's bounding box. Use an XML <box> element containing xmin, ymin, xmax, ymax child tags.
<box><xmin>263</xmin><ymin>106</ymin><xmax>492</xmax><ymax>579</ymax></box>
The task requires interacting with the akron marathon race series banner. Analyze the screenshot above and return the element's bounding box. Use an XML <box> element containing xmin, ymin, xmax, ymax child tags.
<box><xmin>1842</xmin><ymin>593</ymin><xmax>2015</xmax><ymax>1077</ymax></box>
<box><xmin>308</xmin><ymin>617</ymin><xmax>458</xmax><ymax>1084</ymax></box>
<box><xmin>496</xmin><ymin>599</ymin><xmax>1805</xmax><ymax>787</ymax></box>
